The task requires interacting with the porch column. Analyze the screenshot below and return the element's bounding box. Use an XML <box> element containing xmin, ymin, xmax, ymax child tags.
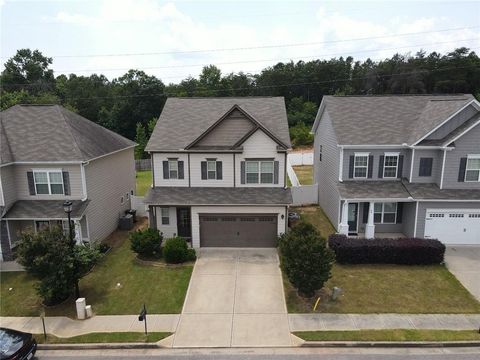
<box><xmin>365</xmin><ymin>201</ymin><xmax>375</xmax><ymax>239</ymax></box>
<box><xmin>338</xmin><ymin>200</ymin><xmax>349</xmax><ymax>235</ymax></box>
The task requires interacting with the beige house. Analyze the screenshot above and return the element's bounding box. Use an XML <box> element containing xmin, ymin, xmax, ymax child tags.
<box><xmin>0</xmin><ymin>104</ymin><xmax>136</xmax><ymax>261</ymax></box>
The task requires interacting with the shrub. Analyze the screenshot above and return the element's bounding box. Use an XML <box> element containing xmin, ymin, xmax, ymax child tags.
<box><xmin>279</xmin><ymin>221</ymin><xmax>335</xmax><ymax>297</ymax></box>
<box><xmin>163</xmin><ymin>237</ymin><xmax>196</xmax><ymax>264</ymax></box>
<box><xmin>130</xmin><ymin>228</ymin><xmax>163</xmax><ymax>258</ymax></box>
<box><xmin>328</xmin><ymin>234</ymin><xmax>445</xmax><ymax>265</ymax></box>
<box><xmin>289</xmin><ymin>122</ymin><xmax>314</xmax><ymax>147</ymax></box>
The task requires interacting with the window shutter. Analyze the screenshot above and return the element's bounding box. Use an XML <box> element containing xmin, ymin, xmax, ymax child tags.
<box><xmin>458</xmin><ymin>158</ymin><xmax>467</xmax><ymax>182</ymax></box>
<box><xmin>201</xmin><ymin>161</ymin><xmax>207</xmax><ymax>180</ymax></box>
<box><xmin>241</xmin><ymin>161</ymin><xmax>246</xmax><ymax>184</ymax></box>
<box><xmin>216</xmin><ymin>161</ymin><xmax>223</xmax><ymax>180</ymax></box>
<box><xmin>362</xmin><ymin>202</ymin><xmax>369</xmax><ymax>223</ymax></box>
<box><xmin>27</xmin><ymin>171</ymin><xmax>36</xmax><ymax>195</ymax></box>
<box><xmin>178</xmin><ymin>161</ymin><xmax>184</xmax><ymax>179</ymax></box>
<box><xmin>274</xmin><ymin>161</ymin><xmax>279</xmax><ymax>184</ymax></box>
<box><xmin>62</xmin><ymin>171</ymin><xmax>71</xmax><ymax>195</ymax></box>
<box><xmin>163</xmin><ymin>161</ymin><xmax>169</xmax><ymax>179</ymax></box>
<box><xmin>378</xmin><ymin>155</ymin><xmax>384</xmax><ymax>178</ymax></box>
<box><xmin>367</xmin><ymin>155</ymin><xmax>374</xmax><ymax>178</ymax></box>
<box><xmin>348</xmin><ymin>156</ymin><xmax>354</xmax><ymax>178</ymax></box>
<box><xmin>397</xmin><ymin>155</ymin><xmax>404</xmax><ymax>179</ymax></box>
<box><xmin>396</xmin><ymin>202</ymin><xmax>403</xmax><ymax>223</ymax></box>
<box><xmin>419</xmin><ymin>158</ymin><xmax>433</xmax><ymax>177</ymax></box>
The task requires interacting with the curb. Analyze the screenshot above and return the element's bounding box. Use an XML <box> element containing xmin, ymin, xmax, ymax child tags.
<box><xmin>37</xmin><ymin>343</ymin><xmax>162</xmax><ymax>350</ymax></box>
<box><xmin>301</xmin><ymin>341</ymin><xmax>480</xmax><ymax>348</ymax></box>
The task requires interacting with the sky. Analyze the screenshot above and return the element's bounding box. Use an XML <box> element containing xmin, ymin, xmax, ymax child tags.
<box><xmin>1</xmin><ymin>0</ymin><xmax>479</xmax><ymax>84</ymax></box>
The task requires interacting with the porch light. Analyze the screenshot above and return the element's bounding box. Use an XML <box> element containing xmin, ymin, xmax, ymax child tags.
<box><xmin>63</xmin><ymin>200</ymin><xmax>73</xmax><ymax>214</ymax></box>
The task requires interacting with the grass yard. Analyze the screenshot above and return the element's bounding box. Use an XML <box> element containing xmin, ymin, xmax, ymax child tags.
<box><xmin>291</xmin><ymin>206</ymin><xmax>336</xmax><ymax>239</ymax></box>
<box><xmin>136</xmin><ymin>170</ymin><xmax>152</xmax><ymax>196</ymax></box>
<box><xmin>34</xmin><ymin>332</ymin><xmax>171</xmax><ymax>344</ymax></box>
<box><xmin>292</xmin><ymin>165</ymin><xmax>313</xmax><ymax>185</ymax></box>
<box><xmin>294</xmin><ymin>330</ymin><xmax>480</xmax><ymax>342</ymax></box>
<box><xmin>0</xmin><ymin>220</ymin><xmax>193</xmax><ymax>317</ymax></box>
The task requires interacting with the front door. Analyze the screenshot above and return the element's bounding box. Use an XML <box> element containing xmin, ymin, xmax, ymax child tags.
<box><xmin>176</xmin><ymin>207</ymin><xmax>192</xmax><ymax>239</ymax></box>
<box><xmin>348</xmin><ymin>203</ymin><xmax>358</xmax><ymax>234</ymax></box>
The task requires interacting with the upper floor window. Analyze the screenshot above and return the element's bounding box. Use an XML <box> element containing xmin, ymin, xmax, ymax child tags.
<box><xmin>374</xmin><ymin>202</ymin><xmax>397</xmax><ymax>224</ymax></box>
<box><xmin>168</xmin><ymin>159</ymin><xmax>178</xmax><ymax>179</ymax></box>
<box><xmin>465</xmin><ymin>156</ymin><xmax>480</xmax><ymax>182</ymax></box>
<box><xmin>201</xmin><ymin>159</ymin><xmax>222</xmax><ymax>180</ymax></box>
<box><xmin>246</xmin><ymin>160</ymin><xmax>274</xmax><ymax>184</ymax></box>
<box><xmin>207</xmin><ymin>160</ymin><xmax>217</xmax><ymax>179</ymax></box>
<box><xmin>34</xmin><ymin>170</ymin><xmax>64</xmax><ymax>195</ymax></box>
<box><xmin>383</xmin><ymin>154</ymin><xmax>399</xmax><ymax>178</ymax></box>
<box><xmin>354</xmin><ymin>153</ymin><xmax>369</xmax><ymax>178</ymax></box>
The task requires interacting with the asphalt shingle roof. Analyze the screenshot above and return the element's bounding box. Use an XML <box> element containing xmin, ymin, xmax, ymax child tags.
<box><xmin>3</xmin><ymin>200</ymin><xmax>90</xmax><ymax>219</ymax></box>
<box><xmin>403</xmin><ymin>182</ymin><xmax>480</xmax><ymax>201</ymax></box>
<box><xmin>144</xmin><ymin>187</ymin><xmax>292</xmax><ymax>205</ymax></box>
<box><xmin>145</xmin><ymin>97</ymin><xmax>291</xmax><ymax>151</ymax></box>
<box><xmin>322</xmin><ymin>94</ymin><xmax>475</xmax><ymax>145</ymax></box>
<box><xmin>0</xmin><ymin>104</ymin><xmax>136</xmax><ymax>164</ymax></box>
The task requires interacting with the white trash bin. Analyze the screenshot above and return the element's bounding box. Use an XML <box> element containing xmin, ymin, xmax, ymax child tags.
<box><xmin>76</xmin><ymin>298</ymin><xmax>86</xmax><ymax>320</ymax></box>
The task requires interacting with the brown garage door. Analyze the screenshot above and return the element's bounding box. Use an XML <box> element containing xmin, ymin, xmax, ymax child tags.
<box><xmin>199</xmin><ymin>214</ymin><xmax>278</xmax><ymax>247</ymax></box>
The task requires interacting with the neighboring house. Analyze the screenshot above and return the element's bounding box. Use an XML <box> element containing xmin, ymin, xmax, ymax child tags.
<box><xmin>0</xmin><ymin>104</ymin><xmax>136</xmax><ymax>261</ymax></box>
<box><xmin>144</xmin><ymin>97</ymin><xmax>292</xmax><ymax>248</ymax></box>
<box><xmin>312</xmin><ymin>94</ymin><xmax>480</xmax><ymax>245</ymax></box>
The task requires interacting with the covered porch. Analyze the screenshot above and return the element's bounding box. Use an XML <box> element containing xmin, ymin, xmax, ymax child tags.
<box><xmin>337</xmin><ymin>181</ymin><xmax>414</xmax><ymax>239</ymax></box>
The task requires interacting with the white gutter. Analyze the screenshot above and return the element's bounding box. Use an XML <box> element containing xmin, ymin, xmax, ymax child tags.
<box><xmin>80</xmin><ymin>162</ymin><xmax>89</xmax><ymax>201</ymax></box>
<box><xmin>413</xmin><ymin>201</ymin><xmax>419</xmax><ymax>237</ymax></box>
<box><xmin>338</xmin><ymin>146</ymin><xmax>344</xmax><ymax>182</ymax></box>
<box><xmin>409</xmin><ymin>148</ymin><xmax>415</xmax><ymax>183</ymax></box>
<box><xmin>84</xmin><ymin>145</ymin><xmax>136</xmax><ymax>163</ymax></box>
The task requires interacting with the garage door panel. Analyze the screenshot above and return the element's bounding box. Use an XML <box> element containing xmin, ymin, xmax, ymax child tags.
<box><xmin>425</xmin><ymin>209</ymin><xmax>480</xmax><ymax>245</ymax></box>
<box><xmin>200</xmin><ymin>214</ymin><xmax>277</xmax><ymax>247</ymax></box>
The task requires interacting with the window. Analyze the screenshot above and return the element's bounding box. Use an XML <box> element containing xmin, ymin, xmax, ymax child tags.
<box><xmin>35</xmin><ymin>220</ymin><xmax>50</xmax><ymax>232</ymax></box>
<box><xmin>319</xmin><ymin>145</ymin><xmax>323</xmax><ymax>161</ymax></box>
<box><xmin>374</xmin><ymin>202</ymin><xmax>397</xmax><ymax>224</ymax></box>
<box><xmin>383</xmin><ymin>154</ymin><xmax>399</xmax><ymax>178</ymax></box>
<box><xmin>419</xmin><ymin>158</ymin><xmax>433</xmax><ymax>177</ymax></box>
<box><xmin>245</xmin><ymin>160</ymin><xmax>274</xmax><ymax>184</ymax></box>
<box><xmin>465</xmin><ymin>156</ymin><xmax>480</xmax><ymax>182</ymax></box>
<box><xmin>33</xmin><ymin>170</ymin><xmax>64</xmax><ymax>195</ymax></box>
<box><xmin>168</xmin><ymin>159</ymin><xmax>178</xmax><ymax>179</ymax></box>
<box><xmin>126</xmin><ymin>192</ymin><xmax>130</xmax><ymax>200</ymax></box>
<box><xmin>354</xmin><ymin>153</ymin><xmax>369</xmax><ymax>178</ymax></box>
<box><xmin>161</xmin><ymin>207</ymin><xmax>169</xmax><ymax>225</ymax></box>
<box><xmin>207</xmin><ymin>160</ymin><xmax>216</xmax><ymax>180</ymax></box>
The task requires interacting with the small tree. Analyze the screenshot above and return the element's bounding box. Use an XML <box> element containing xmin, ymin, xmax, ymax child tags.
<box><xmin>16</xmin><ymin>226</ymin><xmax>101</xmax><ymax>305</ymax></box>
<box><xmin>163</xmin><ymin>237</ymin><xmax>196</xmax><ymax>264</ymax></box>
<box><xmin>130</xmin><ymin>228</ymin><xmax>163</xmax><ymax>259</ymax></box>
<box><xmin>278</xmin><ymin>221</ymin><xmax>335</xmax><ymax>297</ymax></box>
<box><xmin>134</xmin><ymin>122</ymin><xmax>148</xmax><ymax>159</ymax></box>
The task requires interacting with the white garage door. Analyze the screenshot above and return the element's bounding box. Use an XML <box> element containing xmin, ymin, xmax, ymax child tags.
<box><xmin>424</xmin><ymin>209</ymin><xmax>480</xmax><ymax>245</ymax></box>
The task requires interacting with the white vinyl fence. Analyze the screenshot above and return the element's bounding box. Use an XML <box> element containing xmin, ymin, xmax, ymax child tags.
<box><xmin>291</xmin><ymin>185</ymin><xmax>318</xmax><ymax>206</ymax></box>
<box><xmin>131</xmin><ymin>195</ymin><xmax>148</xmax><ymax>217</ymax></box>
<box><xmin>288</xmin><ymin>151</ymin><xmax>314</xmax><ymax>166</ymax></box>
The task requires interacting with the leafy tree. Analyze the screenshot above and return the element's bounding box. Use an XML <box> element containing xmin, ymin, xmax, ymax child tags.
<box><xmin>287</xmin><ymin>97</ymin><xmax>318</xmax><ymax>127</ymax></box>
<box><xmin>134</xmin><ymin>122</ymin><xmax>148</xmax><ymax>159</ymax></box>
<box><xmin>289</xmin><ymin>122</ymin><xmax>314</xmax><ymax>146</ymax></box>
<box><xmin>147</xmin><ymin>117</ymin><xmax>157</xmax><ymax>136</ymax></box>
<box><xmin>16</xmin><ymin>226</ymin><xmax>101</xmax><ymax>305</ymax></box>
<box><xmin>278</xmin><ymin>221</ymin><xmax>335</xmax><ymax>297</ymax></box>
<box><xmin>0</xmin><ymin>90</ymin><xmax>60</xmax><ymax>110</ymax></box>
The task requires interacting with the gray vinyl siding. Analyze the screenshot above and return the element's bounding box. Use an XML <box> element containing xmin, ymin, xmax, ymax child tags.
<box><xmin>13</xmin><ymin>164</ymin><xmax>83</xmax><ymax>200</ymax></box>
<box><xmin>425</xmin><ymin>104</ymin><xmax>478</xmax><ymax>140</ymax></box>
<box><xmin>314</xmin><ymin>109</ymin><xmax>341</xmax><ymax>229</ymax></box>
<box><xmin>342</xmin><ymin>148</ymin><xmax>409</xmax><ymax>181</ymax></box>
<box><xmin>411</xmin><ymin>149</ymin><xmax>442</xmax><ymax>185</ymax></box>
<box><xmin>84</xmin><ymin>148</ymin><xmax>135</xmax><ymax>242</ymax></box>
<box><xmin>0</xmin><ymin>165</ymin><xmax>17</xmax><ymax>211</ymax></box>
<box><xmin>415</xmin><ymin>201</ymin><xmax>480</xmax><ymax>238</ymax></box>
<box><xmin>402</xmin><ymin>202</ymin><xmax>416</xmax><ymax>238</ymax></box>
<box><xmin>442</xmin><ymin>124</ymin><xmax>480</xmax><ymax>189</ymax></box>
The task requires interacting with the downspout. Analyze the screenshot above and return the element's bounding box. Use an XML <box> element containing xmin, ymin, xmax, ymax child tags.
<box><xmin>338</xmin><ymin>146</ymin><xmax>344</xmax><ymax>182</ymax></box>
<box><xmin>439</xmin><ymin>148</ymin><xmax>447</xmax><ymax>189</ymax></box>
<box><xmin>80</xmin><ymin>162</ymin><xmax>89</xmax><ymax>201</ymax></box>
<box><xmin>409</xmin><ymin>148</ymin><xmax>415</xmax><ymax>183</ymax></box>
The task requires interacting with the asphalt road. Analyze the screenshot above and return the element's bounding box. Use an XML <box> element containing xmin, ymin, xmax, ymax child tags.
<box><xmin>36</xmin><ymin>347</ymin><xmax>480</xmax><ymax>359</ymax></box>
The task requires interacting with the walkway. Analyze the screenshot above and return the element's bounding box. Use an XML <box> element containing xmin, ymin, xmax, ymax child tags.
<box><xmin>445</xmin><ymin>246</ymin><xmax>480</xmax><ymax>301</ymax></box>
<box><xmin>172</xmin><ymin>248</ymin><xmax>294</xmax><ymax>348</ymax></box>
<box><xmin>0</xmin><ymin>261</ymin><xmax>24</xmax><ymax>272</ymax></box>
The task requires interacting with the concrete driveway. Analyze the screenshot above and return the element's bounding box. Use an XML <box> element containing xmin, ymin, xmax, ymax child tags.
<box><xmin>172</xmin><ymin>248</ymin><xmax>295</xmax><ymax>348</ymax></box>
<box><xmin>445</xmin><ymin>246</ymin><xmax>480</xmax><ymax>301</ymax></box>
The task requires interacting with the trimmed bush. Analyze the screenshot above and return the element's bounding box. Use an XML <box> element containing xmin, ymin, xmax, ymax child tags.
<box><xmin>328</xmin><ymin>234</ymin><xmax>445</xmax><ymax>265</ymax></box>
<box><xmin>130</xmin><ymin>228</ymin><xmax>163</xmax><ymax>258</ymax></box>
<box><xmin>163</xmin><ymin>237</ymin><xmax>196</xmax><ymax>264</ymax></box>
<box><xmin>279</xmin><ymin>221</ymin><xmax>335</xmax><ymax>297</ymax></box>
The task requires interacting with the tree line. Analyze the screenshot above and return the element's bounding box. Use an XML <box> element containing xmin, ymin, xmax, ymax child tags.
<box><xmin>1</xmin><ymin>48</ymin><xmax>479</xmax><ymax>155</ymax></box>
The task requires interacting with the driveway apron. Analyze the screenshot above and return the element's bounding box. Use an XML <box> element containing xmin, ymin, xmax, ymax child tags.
<box><xmin>445</xmin><ymin>246</ymin><xmax>480</xmax><ymax>301</ymax></box>
<box><xmin>172</xmin><ymin>248</ymin><xmax>293</xmax><ymax>347</ymax></box>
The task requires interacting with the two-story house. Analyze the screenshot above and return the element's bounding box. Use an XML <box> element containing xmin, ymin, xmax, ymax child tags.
<box><xmin>0</xmin><ymin>104</ymin><xmax>136</xmax><ymax>260</ymax></box>
<box><xmin>313</xmin><ymin>94</ymin><xmax>480</xmax><ymax>245</ymax></box>
<box><xmin>144</xmin><ymin>97</ymin><xmax>292</xmax><ymax>248</ymax></box>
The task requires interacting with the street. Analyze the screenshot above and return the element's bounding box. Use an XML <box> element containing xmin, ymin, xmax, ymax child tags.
<box><xmin>36</xmin><ymin>347</ymin><xmax>480</xmax><ymax>359</ymax></box>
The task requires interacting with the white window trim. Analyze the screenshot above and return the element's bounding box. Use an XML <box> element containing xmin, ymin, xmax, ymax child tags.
<box><xmin>353</xmin><ymin>153</ymin><xmax>369</xmax><ymax>179</ymax></box>
<box><xmin>160</xmin><ymin>207</ymin><xmax>170</xmax><ymax>225</ymax></box>
<box><xmin>33</xmin><ymin>169</ymin><xmax>64</xmax><ymax>195</ymax></box>
<box><xmin>374</xmin><ymin>202</ymin><xmax>397</xmax><ymax>224</ymax></box>
<box><xmin>168</xmin><ymin>159</ymin><xmax>178</xmax><ymax>179</ymax></box>
<box><xmin>207</xmin><ymin>160</ymin><xmax>217</xmax><ymax>180</ymax></box>
<box><xmin>465</xmin><ymin>154</ymin><xmax>480</xmax><ymax>182</ymax></box>
<box><xmin>245</xmin><ymin>160</ymin><xmax>274</xmax><ymax>184</ymax></box>
<box><xmin>383</xmin><ymin>154</ymin><xmax>399</xmax><ymax>179</ymax></box>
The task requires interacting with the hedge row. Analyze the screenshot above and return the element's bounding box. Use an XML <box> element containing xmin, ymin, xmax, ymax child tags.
<box><xmin>328</xmin><ymin>234</ymin><xmax>445</xmax><ymax>265</ymax></box>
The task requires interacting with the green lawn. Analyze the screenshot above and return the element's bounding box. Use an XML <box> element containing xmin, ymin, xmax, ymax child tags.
<box><xmin>34</xmin><ymin>332</ymin><xmax>171</xmax><ymax>344</ymax></box>
<box><xmin>136</xmin><ymin>170</ymin><xmax>152</xmax><ymax>196</ymax></box>
<box><xmin>294</xmin><ymin>330</ymin><xmax>480</xmax><ymax>342</ymax></box>
<box><xmin>285</xmin><ymin>206</ymin><xmax>480</xmax><ymax>314</ymax></box>
<box><xmin>0</xmin><ymin>222</ymin><xmax>193</xmax><ymax>317</ymax></box>
<box><xmin>292</xmin><ymin>165</ymin><xmax>313</xmax><ymax>185</ymax></box>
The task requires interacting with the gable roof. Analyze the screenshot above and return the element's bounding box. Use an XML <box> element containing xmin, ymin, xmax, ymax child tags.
<box><xmin>0</xmin><ymin>104</ymin><xmax>136</xmax><ymax>165</ymax></box>
<box><xmin>145</xmin><ymin>97</ymin><xmax>291</xmax><ymax>151</ymax></box>
<box><xmin>317</xmin><ymin>94</ymin><xmax>476</xmax><ymax>146</ymax></box>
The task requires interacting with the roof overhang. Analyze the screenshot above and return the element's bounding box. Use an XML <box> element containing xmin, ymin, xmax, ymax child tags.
<box><xmin>2</xmin><ymin>200</ymin><xmax>89</xmax><ymax>220</ymax></box>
